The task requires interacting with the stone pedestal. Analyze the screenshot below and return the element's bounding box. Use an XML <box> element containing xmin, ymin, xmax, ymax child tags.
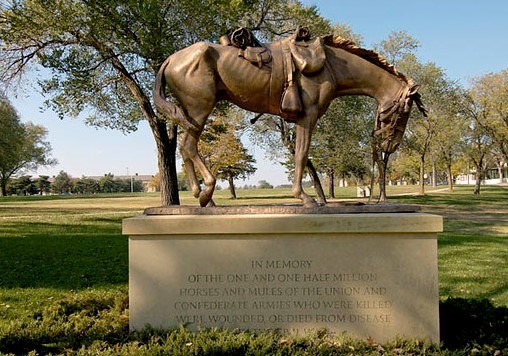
<box><xmin>123</xmin><ymin>211</ymin><xmax>442</xmax><ymax>342</ymax></box>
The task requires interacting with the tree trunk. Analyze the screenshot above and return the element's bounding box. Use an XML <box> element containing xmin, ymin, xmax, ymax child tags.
<box><xmin>419</xmin><ymin>155</ymin><xmax>425</xmax><ymax>196</ymax></box>
<box><xmin>152</xmin><ymin>120</ymin><xmax>180</xmax><ymax>205</ymax></box>
<box><xmin>472</xmin><ymin>155</ymin><xmax>484</xmax><ymax>195</ymax></box>
<box><xmin>306</xmin><ymin>158</ymin><xmax>326</xmax><ymax>204</ymax></box>
<box><xmin>328</xmin><ymin>168</ymin><xmax>335</xmax><ymax>199</ymax></box>
<box><xmin>369</xmin><ymin>139</ymin><xmax>388</xmax><ymax>202</ymax></box>
<box><xmin>473</xmin><ymin>169</ymin><xmax>482</xmax><ymax>194</ymax></box>
<box><xmin>377</xmin><ymin>158</ymin><xmax>387</xmax><ymax>202</ymax></box>
<box><xmin>446</xmin><ymin>164</ymin><xmax>454</xmax><ymax>192</ymax></box>
<box><xmin>0</xmin><ymin>173</ymin><xmax>10</xmax><ymax>196</ymax></box>
<box><xmin>432</xmin><ymin>161</ymin><xmax>437</xmax><ymax>187</ymax></box>
<box><xmin>228</xmin><ymin>174</ymin><xmax>237</xmax><ymax>199</ymax></box>
<box><xmin>496</xmin><ymin>161</ymin><xmax>503</xmax><ymax>184</ymax></box>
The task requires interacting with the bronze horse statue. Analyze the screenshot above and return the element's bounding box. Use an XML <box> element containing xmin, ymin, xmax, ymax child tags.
<box><xmin>154</xmin><ymin>31</ymin><xmax>426</xmax><ymax>207</ymax></box>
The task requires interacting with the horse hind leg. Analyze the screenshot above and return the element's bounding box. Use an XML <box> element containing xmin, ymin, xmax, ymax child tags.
<box><xmin>180</xmin><ymin>128</ymin><xmax>216</xmax><ymax>207</ymax></box>
<box><xmin>180</xmin><ymin>132</ymin><xmax>201</xmax><ymax>199</ymax></box>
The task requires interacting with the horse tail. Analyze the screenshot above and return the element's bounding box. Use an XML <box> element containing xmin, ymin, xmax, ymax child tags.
<box><xmin>153</xmin><ymin>57</ymin><xmax>197</xmax><ymax>132</ymax></box>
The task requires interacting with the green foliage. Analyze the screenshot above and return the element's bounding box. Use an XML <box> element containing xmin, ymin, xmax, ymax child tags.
<box><xmin>177</xmin><ymin>171</ymin><xmax>189</xmax><ymax>191</ymax></box>
<box><xmin>199</xmin><ymin>113</ymin><xmax>256</xmax><ymax>183</ymax></box>
<box><xmin>0</xmin><ymin>97</ymin><xmax>56</xmax><ymax>195</ymax></box>
<box><xmin>469</xmin><ymin>69</ymin><xmax>508</xmax><ymax>163</ymax></box>
<box><xmin>35</xmin><ymin>175</ymin><xmax>51</xmax><ymax>195</ymax></box>
<box><xmin>312</xmin><ymin>96</ymin><xmax>373</xmax><ymax>185</ymax></box>
<box><xmin>6</xmin><ymin>175</ymin><xmax>37</xmax><ymax>196</ymax></box>
<box><xmin>257</xmin><ymin>179</ymin><xmax>273</xmax><ymax>189</ymax></box>
<box><xmin>51</xmin><ymin>170</ymin><xmax>74</xmax><ymax>194</ymax></box>
<box><xmin>74</xmin><ymin>176</ymin><xmax>100</xmax><ymax>194</ymax></box>
<box><xmin>374</xmin><ymin>30</ymin><xmax>420</xmax><ymax>65</ymax></box>
<box><xmin>0</xmin><ymin>97</ymin><xmax>25</xmax><ymax>176</ymax></box>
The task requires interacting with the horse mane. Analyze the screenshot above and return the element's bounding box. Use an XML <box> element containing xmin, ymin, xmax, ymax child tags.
<box><xmin>323</xmin><ymin>35</ymin><xmax>411</xmax><ymax>85</ymax></box>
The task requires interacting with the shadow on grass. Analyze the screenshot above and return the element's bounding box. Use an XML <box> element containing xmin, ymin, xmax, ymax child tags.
<box><xmin>0</xmin><ymin>220</ymin><xmax>128</xmax><ymax>289</ymax></box>
<box><xmin>440</xmin><ymin>298</ymin><xmax>508</xmax><ymax>350</ymax></box>
<box><xmin>0</xmin><ymin>297</ymin><xmax>506</xmax><ymax>355</ymax></box>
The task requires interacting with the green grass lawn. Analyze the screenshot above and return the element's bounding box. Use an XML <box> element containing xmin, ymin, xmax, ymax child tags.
<box><xmin>0</xmin><ymin>185</ymin><xmax>506</xmax><ymax>354</ymax></box>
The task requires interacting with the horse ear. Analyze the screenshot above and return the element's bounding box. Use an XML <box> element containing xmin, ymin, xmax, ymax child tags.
<box><xmin>409</xmin><ymin>84</ymin><xmax>420</xmax><ymax>96</ymax></box>
<box><xmin>413</xmin><ymin>93</ymin><xmax>428</xmax><ymax>117</ymax></box>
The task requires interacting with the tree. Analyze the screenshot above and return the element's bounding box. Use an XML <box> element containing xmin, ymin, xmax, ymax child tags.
<box><xmin>114</xmin><ymin>177</ymin><xmax>143</xmax><ymax>193</ymax></box>
<box><xmin>460</xmin><ymin>94</ymin><xmax>494</xmax><ymax>194</ymax></box>
<box><xmin>468</xmin><ymin>69</ymin><xmax>508</xmax><ymax>163</ymax></box>
<box><xmin>177</xmin><ymin>172</ymin><xmax>189</xmax><ymax>192</ymax></box>
<box><xmin>258</xmin><ymin>180</ymin><xmax>273</xmax><ymax>189</ymax></box>
<box><xmin>466</xmin><ymin>121</ymin><xmax>492</xmax><ymax>195</ymax></box>
<box><xmin>1</xmin><ymin>0</ymin><xmax>328</xmax><ymax>206</ymax></box>
<box><xmin>375</xmin><ymin>31</ymin><xmax>420</xmax><ymax>65</ymax></box>
<box><xmin>74</xmin><ymin>176</ymin><xmax>99</xmax><ymax>194</ymax></box>
<box><xmin>197</xmin><ymin>112</ymin><xmax>256</xmax><ymax>199</ymax></box>
<box><xmin>431</xmin><ymin>87</ymin><xmax>466</xmax><ymax>192</ymax></box>
<box><xmin>0</xmin><ymin>97</ymin><xmax>56</xmax><ymax>196</ymax></box>
<box><xmin>7</xmin><ymin>175</ymin><xmax>37</xmax><ymax>196</ymax></box>
<box><xmin>98</xmin><ymin>173</ymin><xmax>116</xmax><ymax>193</ymax></box>
<box><xmin>392</xmin><ymin>53</ymin><xmax>458</xmax><ymax>196</ymax></box>
<box><xmin>35</xmin><ymin>175</ymin><xmax>51</xmax><ymax>195</ymax></box>
<box><xmin>390</xmin><ymin>150</ymin><xmax>420</xmax><ymax>185</ymax></box>
<box><xmin>312</xmin><ymin>96</ymin><xmax>370</xmax><ymax>198</ymax></box>
<box><xmin>491</xmin><ymin>146</ymin><xmax>506</xmax><ymax>184</ymax></box>
<box><xmin>51</xmin><ymin>171</ymin><xmax>74</xmax><ymax>194</ymax></box>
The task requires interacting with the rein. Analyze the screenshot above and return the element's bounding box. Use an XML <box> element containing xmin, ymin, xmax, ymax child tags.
<box><xmin>373</xmin><ymin>83</ymin><xmax>428</xmax><ymax>137</ymax></box>
<box><xmin>373</xmin><ymin>85</ymin><xmax>410</xmax><ymax>137</ymax></box>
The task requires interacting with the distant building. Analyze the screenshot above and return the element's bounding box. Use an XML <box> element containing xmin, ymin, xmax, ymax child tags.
<box><xmin>455</xmin><ymin>161</ymin><xmax>507</xmax><ymax>185</ymax></box>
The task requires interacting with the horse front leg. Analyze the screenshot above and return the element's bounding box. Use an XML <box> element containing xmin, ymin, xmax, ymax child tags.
<box><xmin>292</xmin><ymin>116</ymin><xmax>318</xmax><ymax>208</ymax></box>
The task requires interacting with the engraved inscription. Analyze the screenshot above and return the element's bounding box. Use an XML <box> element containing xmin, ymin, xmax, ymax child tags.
<box><xmin>172</xmin><ymin>259</ymin><xmax>394</xmax><ymax>333</ymax></box>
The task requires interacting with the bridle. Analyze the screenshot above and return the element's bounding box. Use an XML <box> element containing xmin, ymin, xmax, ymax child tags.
<box><xmin>372</xmin><ymin>82</ymin><xmax>427</xmax><ymax>139</ymax></box>
<box><xmin>373</xmin><ymin>85</ymin><xmax>410</xmax><ymax>138</ymax></box>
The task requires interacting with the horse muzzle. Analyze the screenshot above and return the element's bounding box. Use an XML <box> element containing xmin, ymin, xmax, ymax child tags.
<box><xmin>380</xmin><ymin>138</ymin><xmax>400</xmax><ymax>154</ymax></box>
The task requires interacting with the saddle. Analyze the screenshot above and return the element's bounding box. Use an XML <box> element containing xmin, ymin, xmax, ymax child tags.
<box><xmin>289</xmin><ymin>36</ymin><xmax>326</xmax><ymax>75</ymax></box>
<box><xmin>220</xmin><ymin>26</ymin><xmax>327</xmax><ymax>117</ymax></box>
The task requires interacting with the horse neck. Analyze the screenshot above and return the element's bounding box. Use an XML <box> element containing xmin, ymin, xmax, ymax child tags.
<box><xmin>327</xmin><ymin>47</ymin><xmax>406</xmax><ymax>109</ymax></box>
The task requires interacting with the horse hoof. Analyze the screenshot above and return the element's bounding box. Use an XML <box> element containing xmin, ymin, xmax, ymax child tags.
<box><xmin>303</xmin><ymin>198</ymin><xmax>319</xmax><ymax>208</ymax></box>
<box><xmin>199</xmin><ymin>191</ymin><xmax>216</xmax><ymax>207</ymax></box>
<box><xmin>316</xmin><ymin>198</ymin><xmax>327</xmax><ymax>206</ymax></box>
<box><xmin>199</xmin><ymin>195</ymin><xmax>210</xmax><ymax>207</ymax></box>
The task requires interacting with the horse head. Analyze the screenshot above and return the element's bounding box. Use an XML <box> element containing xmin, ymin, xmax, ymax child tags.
<box><xmin>374</xmin><ymin>81</ymin><xmax>427</xmax><ymax>154</ymax></box>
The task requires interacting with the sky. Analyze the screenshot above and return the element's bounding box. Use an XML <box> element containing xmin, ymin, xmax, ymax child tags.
<box><xmin>8</xmin><ymin>0</ymin><xmax>508</xmax><ymax>187</ymax></box>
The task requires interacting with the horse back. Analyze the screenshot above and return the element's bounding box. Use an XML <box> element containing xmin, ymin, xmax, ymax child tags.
<box><xmin>164</xmin><ymin>42</ymin><xmax>272</xmax><ymax>114</ymax></box>
<box><xmin>213</xmin><ymin>44</ymin><xmax>273</xmax><ymax>113</ymax></box>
